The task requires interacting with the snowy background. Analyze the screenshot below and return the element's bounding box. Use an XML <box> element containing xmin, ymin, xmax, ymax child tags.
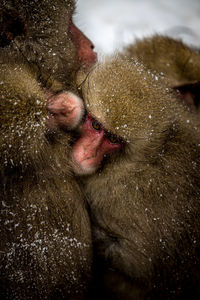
<box><xmin>75</xmin><ymin>0</ymin><xmax>200</xmax><ymax>57</ymax></box>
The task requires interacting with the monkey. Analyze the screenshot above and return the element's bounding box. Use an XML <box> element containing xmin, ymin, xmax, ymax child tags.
<box><xmin>0</xmin><ymin>0</ymin><xmax>97</xmax><ymax>298</ymax></box>
<box><xmin>0</xmin><ymin>0</ymin><xmax>97</xmax><ymax>89</ymax></box>
<box><xmin>71</xmin><ymin>57</ymin><xmax>200</xmax><ymax>299</ymax></box>
<box><xmin>121</xmin><ymin>35</ymin><xmax>200</xmax><ymax>113</ymax></box>
<box><xmin>0</xmin><ymin>57</ymin><xmax>91</xmax><ymax>300</ymax></box>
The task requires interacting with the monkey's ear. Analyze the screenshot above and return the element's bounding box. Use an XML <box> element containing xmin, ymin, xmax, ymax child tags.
<box><xmin>0</xmin><ymin>7</ymin><xmax>26</xmax><ymax>47</ymax></box>
<box><xmin>173</xmin><ymin>82</ymin><xmax>200</xmax><ymax>110</ymax></box>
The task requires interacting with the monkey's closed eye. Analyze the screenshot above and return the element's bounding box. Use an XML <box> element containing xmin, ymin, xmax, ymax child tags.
<box><xmin>91</xmin><ymin>119</ymin><xmax>102</xmax><ymax>131</ymax></box>
<box><xmin>105</xmin><ymin>132</ymin><xmax>121</xmax><ymax>144</ymax></box>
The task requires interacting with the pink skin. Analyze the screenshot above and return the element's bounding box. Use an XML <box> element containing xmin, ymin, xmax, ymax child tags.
<box><xmin>70</xmin><ymin>21</ymin><xmax>97</xmax><ymax>68</ymax></box>
<box><xmin>45</xmin><ymin>21</ymin><xmax>97</xmax><ymax>131</ymax></box>
<box><xmin>47</xmin><ymin>91</ymin><xmax>84</xmax><ymax>130</ymax></box>
<box><xmin>71</xmin><ymin>115</ymin><xmax>122</xmax><ymax>175</ymax></box>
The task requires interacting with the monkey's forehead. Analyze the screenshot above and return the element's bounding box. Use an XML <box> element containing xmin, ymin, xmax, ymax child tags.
<box><xmin>82</xmin><ymin>59</ymin><xmax>171</xmax><ymax>139</ymax></box>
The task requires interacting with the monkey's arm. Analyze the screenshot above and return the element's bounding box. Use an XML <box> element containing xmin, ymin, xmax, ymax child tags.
<box><xmin>0</xmin><ymin>61</ymin><xmax>49</xmax><ymax>168</ymax></box>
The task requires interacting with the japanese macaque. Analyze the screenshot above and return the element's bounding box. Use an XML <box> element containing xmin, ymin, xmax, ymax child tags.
<box><xmin>121</xmin><ymin>35</ymin><xmax>200</xmax><ymax>113</ymax></box>
<box><xmin>0</xmin><ymin>0</ymin><xmax>97</xmax><ymax>299</ymax></box>
<box><xmin>72</xmin><ymin>58</ymin><xmax>200</xmax><ymax>299</ymax></box>
<box><xmin>0</xmin><ymin>0</ymin><xmax>97</xmax><ymax>85</ymax></box>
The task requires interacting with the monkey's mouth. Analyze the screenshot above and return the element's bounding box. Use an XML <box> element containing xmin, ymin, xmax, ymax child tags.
<box><xmin>70</xmin><ymin>153</ymin><xmax>98</xmax><ymax>176</ymax></box>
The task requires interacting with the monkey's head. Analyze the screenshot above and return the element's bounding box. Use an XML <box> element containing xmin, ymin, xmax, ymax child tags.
<box><xmin>0</xmin><ymin>0</ymin><xmax>97</xmax><ymax>88</ymax></box>
<box><xmin>72</xmin><ymin>58</ymin><xmax>187</xmax><ymax>175</ymax></box>
<box><xmin>123</xmin><ymin>35</ymin><xmax>200</xmax><ymax>113</ymax></box>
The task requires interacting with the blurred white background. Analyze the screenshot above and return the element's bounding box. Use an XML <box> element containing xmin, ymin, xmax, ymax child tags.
<box><xmin>75</xmin><ymin>0</ymin><xmax>200</xmax><ymax>56</ymax></box>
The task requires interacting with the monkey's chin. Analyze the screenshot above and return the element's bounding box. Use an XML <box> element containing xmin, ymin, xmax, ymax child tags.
<box><xmin>70</xmin><ymin>156</ymin><xmax>97</xmax><ymax>176</ymax></box>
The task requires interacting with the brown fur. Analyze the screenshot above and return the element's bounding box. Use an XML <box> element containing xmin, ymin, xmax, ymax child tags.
<box><xmin>79</xmin><ymin>58</ymin><xmax>200</xmax><ymax>299</ymax></box>
<box><xmin>121</xmin><ymin>35</ymin><xmax>200</xmax><ymax>112</ymax></box>
<box><xmin>0</xmin><ymin>1</ymin><xmax>92</xmax><ymax>299</ymax></box>
<box><xmin>0</xmin><ymin>0</ymin><xmax>79</xmax><ymax>89</ymax></box>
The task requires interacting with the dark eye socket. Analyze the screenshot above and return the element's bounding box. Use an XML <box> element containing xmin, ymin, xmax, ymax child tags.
<box><xmin>106</xmin><ymin>132</ymin><xmax>121</xmax><ymax>144</ymax></box>
<box><xmin>91</xmin><ymin>119</ymin><xmax>102</xmax><ymax>131</ymax></box>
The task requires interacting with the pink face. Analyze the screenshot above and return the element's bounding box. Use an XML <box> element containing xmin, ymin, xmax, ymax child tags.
<box><xmin>46</xmin><ymin>91</ymin><xmax>84</xmax><ymax>131</ymax></box>
<box><xmin>69</xmin><ymin>20</ymin><xmax>97</xmax><ymax>68</ymax></box>
<box><xmin>71</xmin><ymin>115</ymin><xmax>123</xmax><ymax>175</ymax></box>
<box><xmin>46</xmin><ymin>90</ymin><xmax>123</xmax><ymax>175</ymax></box>
<box><xmin>46</xmin><ymin>21</ymin><xmax>97</xmax><ymax>130</ymax></box>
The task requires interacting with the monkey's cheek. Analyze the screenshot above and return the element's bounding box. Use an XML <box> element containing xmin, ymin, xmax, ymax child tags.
<box><xmin>79</xmin><ymin>49</ymin><xmax>98</xmax><ymax>69</ymax></box>
<box><xmin>67</xmin><ymin>105</ymin><xmax>84</xmax><ymax>130</ymax></box>
<box><xmin>63</xmin><ymin>92</ymin><xmax>85</xmax><ymax>129</ymax></box>
<box><xmin>47</xmin><ymin>92</ymin><xmax>84</xmax><ymax>130</ymax></box>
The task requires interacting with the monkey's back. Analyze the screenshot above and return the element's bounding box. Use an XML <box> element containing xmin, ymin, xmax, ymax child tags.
<box><xmin>0</xmin><ymin>51</ymin><xmax>92</xmax><ymax>299</ymax></box>
<box><xmin>82</xmin><ymin>57</ymin><xmax>200</xmax><ymax>299</ymax></box>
